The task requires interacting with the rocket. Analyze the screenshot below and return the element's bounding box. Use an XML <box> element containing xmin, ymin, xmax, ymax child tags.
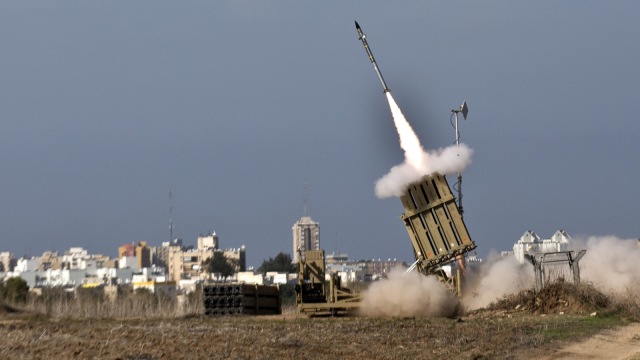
<box><xmin>355</xmin><ymin>21</ymin><xmax>390</xmax><ymax>93</ymax></box>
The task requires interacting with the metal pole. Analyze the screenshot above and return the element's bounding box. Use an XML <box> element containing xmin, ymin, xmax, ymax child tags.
<box><xmin>455</xmin><ymin>111</ymin><xmax>459</xmax><ymax>147</ymax></box>
<box><xmin>454</xmin><ymin>111</ymin><xmax>463</xmax><ymax>217</ymax></box>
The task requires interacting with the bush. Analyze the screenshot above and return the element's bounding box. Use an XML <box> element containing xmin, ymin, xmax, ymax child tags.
<box><xmin>487</xmin><ymin>282</ymin><xmax>610</xmax><ymax>315</ymax></box>
<box><xmin>0</xmin><ymin>277</ymin><xmax>29</xmax><ymax>303</ymax></box>
<box><xmin>257</xmin><ymin>253</ymin><xmax>297</xmax><ymax>274</ymax></box>
<box><xmin>203</xmin><ymin>252</ymin><xmax>236</xmax><ymax>280</ymax></box>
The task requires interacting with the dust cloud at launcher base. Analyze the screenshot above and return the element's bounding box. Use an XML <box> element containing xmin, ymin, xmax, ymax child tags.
<box><xmin>458</xmin><ymin>235</ymin><xmax>640</xmax><ymax>311</ymax></box>
<box><xmin>360</xmin><ymin>268</ymin><xmax>458</xmax><ymax>317</ymax></box>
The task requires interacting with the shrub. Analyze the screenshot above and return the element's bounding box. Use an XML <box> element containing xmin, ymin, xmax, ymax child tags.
<box><xmin>0</xmin><ymin>277</ymin><xmax>29</xmax><ymax>303</ymax></box>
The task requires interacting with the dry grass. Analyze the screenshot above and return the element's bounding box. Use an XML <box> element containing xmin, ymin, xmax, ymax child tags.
<box><xmin>0</xmin><ymin>311</ymin><xmax>628</xmax><ymax>360</ymax></box>
<box><xmin>11</xmin><ymin>287</ymin><xmax>203</xmax><ymax>319</ymax></box>
<box><xmin>609</xmin><ymin>287</ymin><xmax>640</xmax><ymax>321</ymax></box>
<box><xmin>0</xmin><ymin>282</ymin><xmax>637</xmax><ymax>359</ymax></box>
<box><xmin>486</xmin><ymin>282</ymin><xmax>610</xmax><ymax>316</ymax></box>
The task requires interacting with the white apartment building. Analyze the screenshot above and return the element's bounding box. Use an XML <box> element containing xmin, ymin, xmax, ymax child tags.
<box><xmin>119</xmin><ymin>256</ymin><xmax>140</xmax><ymax>270</ymax></box>
<box><xmin>15</xmin><ymin>257</ymin><xmax>39</xmax><ymax>272</ymax></box>
<box><xmin>513</xmin><ymin>229</ymin><xmax>571</xmax><ymax>263</ymax></box>
<box><xmin>16</xmin><ymin>269</ymin><xmax>87</xmax><ymax>288</ymax></box>
<box><xmin>62</xmin><ymin>247</ymin><xmax>89</xmax><ymax>269</ymax></box>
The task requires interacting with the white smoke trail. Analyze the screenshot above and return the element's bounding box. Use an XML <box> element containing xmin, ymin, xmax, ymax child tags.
<box><xmin>375</xmin><ymin>93</ymin><xmax>473</xmax><ymax>198</ymax></box>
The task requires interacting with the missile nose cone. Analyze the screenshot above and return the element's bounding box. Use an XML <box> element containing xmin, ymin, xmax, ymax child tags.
<box><xmin>355</xmin><ymin>21</ymin><xmax>361</xmax><ymax>30</ymax></box>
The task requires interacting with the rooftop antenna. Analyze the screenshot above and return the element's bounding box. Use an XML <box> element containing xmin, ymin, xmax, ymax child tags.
<box><xmin>169</xmin><ymin>190</ymin><xmax>174</xmax><ymax>242</ymax></box>
<box><xmin>303</xmin><ymin>182</ymin><xmax>308</xmax><ymax>217</ymax></box>
<box><xmin>451</xmin><ymin>100</ymin><xmax>469</xmax><ymax>218</ymax></box>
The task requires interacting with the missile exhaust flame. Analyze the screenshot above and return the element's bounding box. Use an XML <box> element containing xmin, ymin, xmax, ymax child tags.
<box><xmin>375</xmin><ymin>92</ymin><xmax>473</xmax><ymax>198</ymax></box>
<box><xmin>354</xmin><ymin>20</ymin><xmax>474</xmax><ymax>198</ymax></box>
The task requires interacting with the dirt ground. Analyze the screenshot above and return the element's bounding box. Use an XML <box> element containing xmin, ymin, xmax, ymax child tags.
<box><xmin>541</xmin><ymin>322</ymin><xmax>640</xmax><ymax>360</ymax></box>
<box><xmin>2</xmin><ymin>282</ymin><xmax>637</xmax><ymax>359</ymax></box>
<box><xmin>0</xmin><ymin>310</ymin><xmax>634</xmax><ymax>360</ymax></box>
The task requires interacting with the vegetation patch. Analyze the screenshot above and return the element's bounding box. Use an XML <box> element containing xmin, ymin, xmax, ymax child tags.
<box><xmin>0</xmin><ymin>313</ymin><xmax>629</xmax><ymax>359</ymax></box>
<box><xmin>0</xmin><ymin>302</ymin><xmax>19</xmax><ymax>314</ymax></box>
<box><xmin>487</xmin><ymin>282</ymin><xmax>610</xmax><ymax>315</ymax></box>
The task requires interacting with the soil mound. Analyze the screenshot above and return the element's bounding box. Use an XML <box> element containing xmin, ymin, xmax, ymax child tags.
<box><xmin>487</xmin><ymin>282</ymin><xmax>610</xmax><ymax>315</ymax></box>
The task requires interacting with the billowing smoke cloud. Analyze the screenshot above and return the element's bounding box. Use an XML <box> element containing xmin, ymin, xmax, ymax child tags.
<box><xmin>359</xmin><ymin>236</ymin><xmax>640</xmax><ymax>315</ymax></box>
<box><xmin>572</xmin><ymin>235</ymin><xmax>640</xmax><ymax>293</ymax></box>
<box><xmin>360</xmin><ymin>268</ymin><xmax>458</xmax><ymax>317</ymax></box>
<box><xmin>375</xmin><ymin>93</ymin><xmax>473</xmax><ymax>198</ymax></box>
<box><xmin>461</xmin><ymin>235</ymin><xmax>640</xmax><ymax>310</ymax></box>
<box><xmin>462</xmin><ymin>254</ymin><xmax>534</xmax><ymax>310</ymax></box>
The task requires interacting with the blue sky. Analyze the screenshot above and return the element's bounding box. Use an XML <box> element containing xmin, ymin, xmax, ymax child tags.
<box><xmin>1</xmin><ymin>2</ymin><xmax>638</xmax><ymax>267</ymax></box>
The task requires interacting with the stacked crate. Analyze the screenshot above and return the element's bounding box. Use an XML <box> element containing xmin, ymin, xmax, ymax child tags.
<box><xmin>203</xmin><ymin>284</ymin><xmax>281</xmax><ymax>316</ymax></box>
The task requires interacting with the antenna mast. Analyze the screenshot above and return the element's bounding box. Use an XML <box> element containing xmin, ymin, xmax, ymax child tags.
<box><xmin>451</xmin><ymin>100</ymin><xmax>469</xmax><ymax>218</ymax></box>
<box><xmin>303</xmin><ymin>183</ymin><xmax>308</xmax><ymax>217</ymax></box>
<box><xmin>169</xmin><ymin>190</ymin><xmax>174</xmax><ymax>242</ymax></box>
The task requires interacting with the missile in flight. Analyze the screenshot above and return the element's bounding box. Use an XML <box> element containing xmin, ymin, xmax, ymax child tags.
<box><xmin>355</xmin><ymin>21</ymin><xmax>390</xmax><ymax>93</ymax></box>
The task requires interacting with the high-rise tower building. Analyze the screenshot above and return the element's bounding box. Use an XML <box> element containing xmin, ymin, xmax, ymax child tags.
<box><xmin>292</xmin><ymin>216</ymin><xmax>320</xmax><ymax>263</ymax></box>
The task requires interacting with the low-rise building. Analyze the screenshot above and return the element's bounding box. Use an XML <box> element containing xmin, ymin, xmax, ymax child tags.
<box><xmin>39</xmin><ymin>251</ymin><xmax>63</xmax><ymax>271</ymax></box>
<box><xmin>237</xmin><ymin>271</ymin><xmax>264</xmax><ymax>285</ymax></box>
<box><xmin>119</xmin><ymin>256</ymin><xmax>140</xmax><ymax>270</ymax></box>
<box><xmin>158</xmin><ymin>232</ymin><xmax>246</xmax><ymax>283</ymax></box>
<box><xmin>265</xmin><ymin>271</ymin><xmax>297</xmax><ymax>285</ymax></box>
<box><xmin>96</xmin><ymin>267</ymin><xmax>134</xmax><ymax>285</ymax></box>
<box><xmin>15</xmin><ymin>268</ymin><xmax>87</xmax><ymax>288</ymax></box>
<box><xmin>197</xmin><ymin>232</ymin><xmax>218</xmax><ymax>250</ymax></box>
<box><xmin>325</xmin><ymin>253</ymin><xmax>406</xmax><ymax>284</ymax></box>
<box><xmin>63</xmin><ymin>247</ymin><xmax>88</xmax><ymax>269</ymax></box>
<box><xmin>15</xmin><ymin>257</ymin><xmax>39</xmax><ymax>272</ymax></box>
<box><xmin>119</xmin><ymin>242</ymin><xmax>151</xmax><ymax>269</ymax></box>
